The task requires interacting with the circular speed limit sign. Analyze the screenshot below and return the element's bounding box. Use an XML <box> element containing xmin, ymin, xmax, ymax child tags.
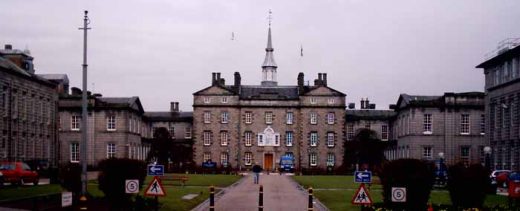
<box><xmin>126</xmin><ymin>180</ymin><xmax>139</xmax><ymax>194</ymax></box>
<box><xmin>391</xmin><ymin>187</ymin><xmax>406</xmax><ymax>202</ymax></box>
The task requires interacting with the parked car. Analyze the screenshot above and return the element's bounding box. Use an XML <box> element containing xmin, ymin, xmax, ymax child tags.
<box><xmin>0</xmin><ymin>162</ymin><xmax>39</xmax><ymax>186</ymax></box>
<box><xmin>491</xmin><ymin>170</ymin><xmax>511</xmax><ymax>189</ymax></box>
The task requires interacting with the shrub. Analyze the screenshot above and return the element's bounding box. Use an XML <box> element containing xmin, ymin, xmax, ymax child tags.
<box><xmin>447</xmin><ymin>163</ymin><xmax>490</xmax><ymax>209</ymax></box>
<box><xmin>379</xmin><ymin>159</ymin><xmax>435</xmax><ymax>211</ymax></box>
<box><xmin>97</xmin><ymin>158</ymin><xmax>147</xmax><ymax>209</ymax></box>
<box><xmin>59</xmin><ymin>163</ymin><xmax>82</xmax><ymax>194</ymax></box>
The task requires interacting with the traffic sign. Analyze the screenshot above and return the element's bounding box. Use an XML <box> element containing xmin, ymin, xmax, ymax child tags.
<box><xmin>354</xmin><ymin>171</ymin><xmax>372</xmax><ymax>183</ymax></box>
<box><xmin>352</xmin><ymin>184</ymin><xmax>372</xmax><ymax>205</ymax></box>
<box><xmin>61</xmin><ymin>192</ymin><xmax>73</xmax><ymax>207</ymax></box>
<box><xmin>145</xmin><ymin>176</ymin><xmax>166</xmax><ymax>197</ymax></box>
<box><xmin>125</xmin><ymin>179</ymin><xmax>139</xmax><ymax>194</ymax></box>
<box><xmin>147</xmin><ymin>164</ymin><xmax>164</xmax><ymax>176</ymax></box>
<box><xmin>391</xmin><ymin>187</ymin><xmax>406</xmax><ymax>202</ymax></box>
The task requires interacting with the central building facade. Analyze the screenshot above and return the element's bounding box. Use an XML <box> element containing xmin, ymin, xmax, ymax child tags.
<box><xmin>193</xmin><ymin>27</ymin><xmax>346</xmax><ymax>171</ymax></box>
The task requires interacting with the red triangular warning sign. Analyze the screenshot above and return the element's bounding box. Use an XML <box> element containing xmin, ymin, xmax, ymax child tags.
<box><xmin>352</xmin><ymin>183</ymin><xmax>372</xmax><ymax>205</ymax></box>
<box><xmin>145</xmin><ymin>176</ymin><xmax>166</xmax><ymax>197</ymax></box>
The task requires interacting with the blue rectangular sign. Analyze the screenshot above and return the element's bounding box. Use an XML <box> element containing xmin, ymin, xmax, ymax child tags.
<box><xmin>354</xmin><ymin>171</ymin><xmax>372</xmax><ymax>183</ymax></box>
<box><xmin>147</xmin><ymin>165</ymin><xmax>164</xmax><ymax>176</ymax></box>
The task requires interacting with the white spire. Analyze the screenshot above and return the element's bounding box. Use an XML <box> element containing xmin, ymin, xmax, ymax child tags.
<box><xmin>261</xmin><ymin>10</ymin><xmax>278</xmax><ymax>86</ymax></box>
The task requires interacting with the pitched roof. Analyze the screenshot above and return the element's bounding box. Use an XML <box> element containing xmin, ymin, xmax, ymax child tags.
<box><xmin>144</xmin><ymin>111</ymin><xmax>193</xmax><ymax>122</ymax></box>
<box><xmin>239</xmin><ymin>85</ymin><xmax>299</xmax><ymax>100</ymax></box>
<box><xmin>476</xmin><ymin>44</ymin><xmax>520</xmax><ymax>68</ymax></box>
<box><xmin>346</xmin><ymin>110</ymin><xmax>396</xmax><ymax>121</ymax></box>
<box><xmin>0</xmin><ymin>57</ymin><xmax>55</xmax><ymax>87</ymax></box>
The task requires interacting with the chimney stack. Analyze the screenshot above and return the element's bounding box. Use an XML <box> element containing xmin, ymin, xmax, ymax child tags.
<box><xmin>297</xmin><ymin>72</ymin><xmax>304</xmax><ymax>93</ymax></box>
<box><xmin>360</xmin><ymin>98</ymin><xmax>365</xmax><ymax>109</ymax></box>
<box><xmin>322</xmin><ymin>73</ymin><xmax>327</xmax><ymax>86</ymax></box>
<box><xmin>234</xmin><ymin>72</ymin><xmax>241</xmax><ymax>92</ymax></box>
<box><xmin>171</xmin><ymin>102</ymin><xmax>179</xmax><ymax>112</ymax></box>
<box><xmin>4</xmin><ymin>44</ymin><xmax>12</xmax><ymax>50</ymax></box>
<box><xmin>212</xmin><ymin>73</ymin><xmax>217</xmax><ymax>85</ymax></box>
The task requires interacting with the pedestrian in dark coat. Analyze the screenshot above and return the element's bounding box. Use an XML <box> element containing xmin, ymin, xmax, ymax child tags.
<box><xmin>252</xmin><ymin>164</ymin><xmax>262</xmax><ymax>184</ymax></box>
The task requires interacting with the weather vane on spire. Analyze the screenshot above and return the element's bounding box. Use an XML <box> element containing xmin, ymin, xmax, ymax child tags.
<box><xmin>268</xmin><ymin>9</ymin><xmax>272</xmax><ymax>27</ymax></box>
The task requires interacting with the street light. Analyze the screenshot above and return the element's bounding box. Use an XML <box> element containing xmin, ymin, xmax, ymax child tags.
<box><xmin>484</xmin><ymin>146</ymin><xmax>492</xmax><ymax>170</ymax></box>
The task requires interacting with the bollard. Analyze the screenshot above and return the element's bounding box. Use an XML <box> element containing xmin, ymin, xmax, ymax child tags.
<box><xmin>209</xmin><ymin>186</ymin><xmax>215</xmax><ymax>211</ymax></box>
<box><xmin>259</xmin><ymin>185</ymin><xmax>264</xmax><ymax>211</ymax></box>
<box><xmin>308</xmin><ymin>187</ymin><xmax>313</xmax><ymax>211</ymax></box>
<box><xmin>79</xmin><ymin>195</ymin><xmax>88</xmax><ymax>210</ymax></box>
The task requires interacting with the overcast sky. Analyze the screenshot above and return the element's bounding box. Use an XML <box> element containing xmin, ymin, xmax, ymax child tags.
<box><xmin>1</xmin><ymin>0</ymin><xmax>519</xmax><ymax>111</ymax></box>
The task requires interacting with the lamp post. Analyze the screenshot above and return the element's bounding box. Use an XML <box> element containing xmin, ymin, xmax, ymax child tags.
<box><xmin>484</xmin><ymin>146</ymin><xmax>492</xmax><ymax>171</ymax></box>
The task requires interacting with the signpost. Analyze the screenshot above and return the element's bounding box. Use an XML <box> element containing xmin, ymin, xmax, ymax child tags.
<box><xmin>352</xmin><ymin>184</ymin><xmax>373</xmax><ymax>205</ymax></box>
<box><xmin>147</xmin><ymin>164</ymin><xmax>164</xmax><ymax>176</ymax></box>
<box><xmin>125</xmin><ymin>179</ymin><xmax>139</xmax><ymax>194</ymax></box>
<box><xmin>391</xmin><ymin>187</ymin><xmax>406</xmax><ymax>202</ymax></box>
<box><xmin>145</xmin><ymin>177</ymin><xmax>166</xmax><ymax>197</ymax></box>
<box><xmin>354</xmin><ymin>171</ymin><xmax>372</xmax><ymax>183</ymax></box>
<box><xmin>61</xmin><ymin>192</ymin><xmax>73</xmax><ymax>207</ymax></box>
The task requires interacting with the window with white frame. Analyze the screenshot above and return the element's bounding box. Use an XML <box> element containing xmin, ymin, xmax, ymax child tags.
<box><xmin>220</xmin><ymin>131</ymin><xmax>228</xmax><ymax>146</ymax></box>
<box><xmin>327</xmin><ymin>153</ymin><xmax>335</xmax><ymax>166</ymax></box>
<box><xmin>310</xmin><ymin>97</ymin><xmax>317</xmax><ymax>104</ymax></box>
<box><xmin>71</xmin><ymin>115</ymin><xmax>81</xmax><ymax>131</ymax></box>
<box><xmin>310</xmin><ymin>113</ymin><xmax>317</xmax><ymax>124</ymax></box>
<box><xmin>203</xmin><ymin>152</ymin><xmax>211</xmax><ymax>162</ymax></box>
<box><xmin>327</xmin><ymin>112</ymin><xmax>335</xmax><ymax>124</ymax></box>
<box><xmin>203</xmin><ymin>131</ymin><xmax>212</xmax><ymax>146</ymax></box>
<box><xmin>221</xmin><ymin>112</ymin><xmax>229</xmax><ymax>123</ymax></box>
<box><xmin>328</xmin><ymin>98</ymin><xmax>335</xmax><ymax>104</ymax></box>
<box><xmin>347</xmin><ymin>124</ymin><xmax>354</xmax><ymax>140</ymax></box>
<box><xmin>460</xmin><ymin>114</ymin><xmax>470</xmax><ymax>135</ymax></box>
<box><xmin>286</xmin><ymin>112</ymin><xmax>294</xmax><ymax>125</ymax></box>
<box><xmin>221</xmin><ymin>97</ymin><xmax>228</xmax><ymax>103</ymax></box>
<box><xmin>244</xmin><ymin>152</ymin><xmax>252</xmax><ymax>165</ymax></box>
<box><xmin>70</xmin><ymin>142</ymin><xmax>79</xmax><ymax>162</ymax></box>
<box><xmin>204</xmin><ymin>111</ymin><xmax>211</xmax><ymax>123</ymax></box>
<box><xmin>423</xmin><ymin>146</ymin><xmax>432</xmax><ymax>159</ymax></box>
<box><xmin>220</xmin><ymin>152</ymin><xmax>229</xmax><ymax>166</ymax></box>
<box><xmin>310</xmin><ymin>132</ymin><xmax>318</xmax><ymax>146</ymax></box>
<box><xmin>245</xmin><ymin>112</ymin><xmax>252</xmax><ymax>124</ymax></box>
<box><xmin>286</xmin><ymin>131</ymin><xmax>293</xmax><ymax>146</ymax></box>
<box><xmin>185</xmin><ymin>127</ymin><xmax>192</xmax><ymax>139</ymax></box>
<box><xmin>107</xmin><ymin>115</ymin><xmax>116</xmax><ymax>131</ymax></box>
<box><xmin>310</xmin><ymin>153</ymin><xmax>317</xmax><ymax>166</ymax></box>
<box><xmin>480</xmin><ymin>114</ymin><xmax>485</xmax><ymax>135</ymax></box>
<box><xmin>129</xmin><ymin>117</ymin><xmax>133</xmax><ymax>132</ymax></box>
<box><xmin>423</xmin><ymin>114</ymin><xmax>432</xmax><ymax>134</ymax></box>
<box><xmin>107</xmin><ymin>143</ymin><xmax>116</xmax><ymax>158</ymax></box>
<box><xmin>381</xmin><ymin>125</ymin><xmax>389</xmax><ymax>140</ymax></box>
<box><xmin>265</xmin><ymin>112</ymin><xmax>273</xmax><ymax>124</ymax></box>
<box><xmin>203</xmin><ymin>97</ymin><xmax>210</xmax><ymax>104</ymax></box>
<box><xmin>327</xmin><ymin>132</ymin><xmax>334</xmax><ymax>147</ymax></box>
<box><xmin>461</xmin><ymin>146</ymin><xmax>470</xmax><ymax>165</ymax></box>
<box><xmin>245</xmin><ymin>131</ymin><xmax>253</xmax><ymax>146</ymax></box>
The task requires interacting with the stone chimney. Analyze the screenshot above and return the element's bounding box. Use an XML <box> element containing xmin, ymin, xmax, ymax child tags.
<box><xmin>234</xmin><ymin>72</ymin><xmax>241</xmax><ymax>93</ymax></box>
<box><xmin>322</xmin><ymin>73</ymin><xmax>327</xmax><ymax>86</ymax></box>
<box><xmin>297</xmin><ymin>72</ymin><xmax>305</xmax><ymax>94</ymax></box>
<box><xmin>211</xmin><ymin>73</ymin><xmax>217</xmax><ymax>85</ymax></box>
<box><xmin>4</xmin><ymin>44</ymin><xmax>12</xmax><ymax>50</ymax></box>
<box><xmin>171</xmin><ymin>102</ymin><xmax>179</xmax><ymax>112</ymax></box>
<box><xmin>360</xmin><ymin>98</ymin><xmax>365</xmax><ymax>109</ymax></box>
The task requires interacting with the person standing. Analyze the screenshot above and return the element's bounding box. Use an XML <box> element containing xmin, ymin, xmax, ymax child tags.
<box><xmin>252</xmin><ymin>163</ymin><xmax>262</xmax><ymax>184</ymax></box>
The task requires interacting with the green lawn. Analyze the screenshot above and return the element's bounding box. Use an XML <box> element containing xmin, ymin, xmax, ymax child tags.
<box><xmin>0</xmin><ymin>184</ymin><xmax>63</xmax><ymax>201</ymax></box>
<box><xmin>293</xmin><ymin>175</ymin><xmax>508</xmax><ymax>211</ymax></box>
<box><xmin>89</xmin><ymin>173</ymin><xmax>242</xmax><ymax>211</ymax></box>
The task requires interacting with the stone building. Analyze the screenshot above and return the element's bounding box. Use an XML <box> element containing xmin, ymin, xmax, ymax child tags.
<box><xmin>144</xmin><ymin>102</ymin><xmax>193</xmax><ymax>168</ymax></box>
<box><xmin>476</xmin><ymin>40</ymin><xmax>520</xmax><ymax>170</ymax></box>
<box><xmin>345</xmin><ymin>98</ymin><xmax>395</xmax><ymax>142</ymax></box>
<box><xmin>193</xmin><ymin>26</ymin><xmax>346</xmax><ymax>171</ymax></box>
<box><xmin>0</xmin><ymin>44</ymin><xmax>59</xmax><ymax>166</ymax></box>
<box><xmin>58</xmin><ymin>90</ymin><xmax>151</xmax><ymax>166</ymax></box>
<box><xmin>384</xmin><ymin>92</ymin><xmax>486</xmax><ymax>165</ymax></box>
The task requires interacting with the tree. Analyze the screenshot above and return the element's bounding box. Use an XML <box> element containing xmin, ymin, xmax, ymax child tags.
<box><xmin>344</xmin><ymin>128</ymin><xmax>387</xmax><ymax>172</ymax></box>
<box><xmin>447</xmin><ymin>163</ymin><xmax>490</xmax><ymax>209</ymax></box>
<box><xmin>147</xmin><ymin>127</ymin><xmax>174</xmax><ymax>171</ymax></box>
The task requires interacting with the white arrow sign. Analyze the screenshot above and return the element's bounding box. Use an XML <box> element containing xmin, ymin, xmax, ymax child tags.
<box><xmin>357</xmin><ymin>173</ymin><xmax>369</xmax><ymax>179</ymax></box>
<box><xmin>150</xmin><ymin>166</ymin><xmax>161</xmax><ymax>173</ymax></box>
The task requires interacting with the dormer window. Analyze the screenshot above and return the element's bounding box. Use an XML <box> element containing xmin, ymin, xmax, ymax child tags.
<box><xmin>310</xmin><ymin>97</ymin><xmax>317</xmax><ymax>104</ymax></box>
